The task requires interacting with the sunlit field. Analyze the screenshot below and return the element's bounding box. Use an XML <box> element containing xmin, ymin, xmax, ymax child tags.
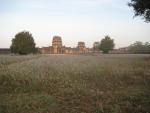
<box><xmin>0</xmin><ymin>54</ymin><xmax>150</xmax><ymax>113</ymax></box>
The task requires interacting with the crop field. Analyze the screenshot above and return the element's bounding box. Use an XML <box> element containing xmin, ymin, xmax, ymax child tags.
<box><xmin>0</xmin><ymin>54</ymin><xmax>150</xmax><ymax>113</ymax></box>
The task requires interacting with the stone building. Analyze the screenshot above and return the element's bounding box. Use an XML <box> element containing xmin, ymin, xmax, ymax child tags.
<box><xmin>39</xmin><ymin>36</ymin><xmax>90</xmax><ymax>54</ymax></box>
<box><xmin>77</xmin><ymin>42</ymin><xmax>86</xmax><ymax>54</ymax></box>
<box><xmin>40</xmin><ymin>47</ymin><xmax>50</xmax><ymax>54</ymax></box>
<box><xmin>52</xmin><ymin>36</ymin><xmax>62</xmax><ymax>54</ymax></box>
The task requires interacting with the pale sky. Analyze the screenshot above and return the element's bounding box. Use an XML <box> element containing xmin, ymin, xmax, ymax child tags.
<box><xmin>0</xmin><ymin>0</ymin><xmax>150</xmax><ymax>48</ymax></box>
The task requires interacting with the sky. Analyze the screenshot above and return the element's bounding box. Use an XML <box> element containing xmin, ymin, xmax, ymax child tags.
<box><xmin>0</xmin><ymin>0</ymin><xmax>150</xmax><ymax>48</ymax></box>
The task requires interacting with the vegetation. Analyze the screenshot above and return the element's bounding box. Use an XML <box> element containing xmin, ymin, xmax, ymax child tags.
<box><xmin>0</xmin><ymin>54</ymin><xmax>150</xmax><ymax>113</ymax></box>
<box><xmin>128</xmin><ymin>0</ymin><xmax>150</xmax><ymax>22</ymax></box>
<box><xmin>93</xmin><ymin>42</ymin><xmax>100</xmax><ymax>51</ymax></box>
<box><xmin>99</xmin><ymin>36</ymin><xmax>115</xmax><ymax>53</ymax></box>
<box><xmin>10</xmin><ymin>31</ymin><xmax>36</xmax><ymax>55</ymax></box>
<box><xmin>128</xmin><ymin>41</ymin><xmax>150</xmax><ymax>54</ymax></box>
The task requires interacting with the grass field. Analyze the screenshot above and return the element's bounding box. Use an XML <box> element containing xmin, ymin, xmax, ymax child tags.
<box><xmin>0</xmin><ymin>54</ymin><xmax>150</xmax><ymax>113</ymax></box>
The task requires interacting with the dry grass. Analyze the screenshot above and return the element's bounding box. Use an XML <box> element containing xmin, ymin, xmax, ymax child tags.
<box><xmin>0</xmin><ymin>54</ymin><xmax>150</xmax><ymax>113</ymax></box>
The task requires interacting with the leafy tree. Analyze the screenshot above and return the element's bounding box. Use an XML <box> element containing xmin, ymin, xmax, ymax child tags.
<box><xmin>128</xmin><ymin>0</ymin><xmax>150</xmax><ymax>22</ymax></box>
<box><xmin>93</xmin><ymin>42</ymin><xmax>100</xmax><ymax>51</ymax></box>
<box><xmin>99</xmin><ymin>36</ymin><xmax>115</xmax><ymax>53</ymax></box>
<box><xmin>128</xmin><ymin>41</ymin><xmax>150</xmax><ymax>53</ymax></box>
<box><xmin>10</xmin><ymin>31</ymin><xmax>36</xmax><ymax>55</ymax></box>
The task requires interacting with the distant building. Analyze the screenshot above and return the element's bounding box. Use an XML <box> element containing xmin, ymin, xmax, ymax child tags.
<box><xmin>110</xmin><ymin>47</ymin><xmax>129</xmax><ymax>54</ymax></box>
<box><xmin>0</xmin><ymin>48</ymin><xmax>11</xmax><ymax>54</ymax></box>
<box><xmin>39</xmin><ymin>47</ymin><xmax>51</xmax><ymax>54</ymax></box>
<box><xmin>39</xmin><ymin>36</ymin><xmax>90</xmax><ymax>54</ymax></box>
<box><xmin>77</xmin><ymin>42</ymin><xmax>86</xmax><ymax>54</ymax></box>
<box><xmin>52</xmin><ymin>36</ymin><xmax>62</xmax><ymax>54</ymax></box>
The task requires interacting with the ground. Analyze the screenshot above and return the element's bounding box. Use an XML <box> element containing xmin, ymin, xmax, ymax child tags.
<box><xmin>0</xmin><ymin>54</ymin><xmax>150</xmax><ymax>113</ymax></box>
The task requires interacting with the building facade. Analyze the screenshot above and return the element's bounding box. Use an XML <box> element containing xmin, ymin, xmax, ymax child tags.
<box><xmin>39</xmin><ymin>36</ymin><xmax>90</xmax><ymax>54</ymax></box>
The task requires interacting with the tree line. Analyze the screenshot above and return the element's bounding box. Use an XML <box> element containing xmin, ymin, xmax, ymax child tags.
<box><xmin>10</xmin><ymin>31</ymin><xmax>115</xmax><ymax>54</ymax></box>
<box><xmin>128</xmin><ymin>41</ymin><xmax>150</xmax><ymax>54</ymax></box>
<box><xmin>10</xmin><ymin>31</ymin><xmax>150</xmax><ymax>55</ymax></box>
<box><xmin>94</xmin><ymin>39</ymin><xmax>150</xmax><ymax>54</ymax></box>
<box><xmin>10</xmin><ymin>30</ymin><xmax>116</xmax><ymax>54</ymax></box>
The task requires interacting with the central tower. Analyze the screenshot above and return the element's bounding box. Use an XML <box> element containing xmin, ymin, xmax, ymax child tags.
<box><xmin>77</xmin><ymin>42</ymin><xmax>86</xmax><ymax>54</ymax></box>
<box><xmin>52</xmin><ymin>36</ymin><xmax>62</xmax><ymax>54</ymax></box>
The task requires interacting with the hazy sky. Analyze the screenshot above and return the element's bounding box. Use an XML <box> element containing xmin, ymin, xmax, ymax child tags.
<box><xmin>0</xmin><ymin>0</ymin><xmax>150</xmax><ymax>48</ymax></box>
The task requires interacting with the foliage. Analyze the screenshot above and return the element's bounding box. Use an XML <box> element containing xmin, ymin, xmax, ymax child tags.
<box><xmin>99</xmin><ymin>36</ymin><xmax>115</xmax><ymax>53</ymax></box>
<box><xmin>128</xmin><ymin>41</ymin><xmax>150</xmax><ymax>54</ymax></box>
<box><xmin>10</xmin><ymin>31</ymin><xmax>36</xmax><ymax>55</ymax></box>
<box><xmin>0</xmin><ymin>54</ymin><xmax>150</xmax><ymax>113</ymax></box>
<box><xmin>93</xmin><ymin>42</ymin><xmax>100</xmax><ymax>51</ymax></box>
<box><xmin>128</xmin><ymin>0</ymin><xmax>150</xmax><ymax>22</ymax></box>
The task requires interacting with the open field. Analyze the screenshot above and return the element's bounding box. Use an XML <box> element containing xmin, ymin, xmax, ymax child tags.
<box><xmin>0</xmin><ymin>54</ymin><xmax>150</xmax><ymax>113</ymax></box>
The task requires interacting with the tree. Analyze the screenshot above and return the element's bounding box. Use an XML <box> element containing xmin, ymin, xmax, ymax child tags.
<box><xmin>99</xmin><ymin>36</ymin><xmax>115</xmax><ymax>54</ymax></box>
<box><xmin>128</xmin><ymin>41</ymin><xmax>150</xmax><ymax>53</ymax></box>
<box><xmin>128</xmin><ymin>0</ymin><xmax>150</xmax><ymax>22</ymax></box>
<box><xmin>93</xmin><ymin>42</ymin><xmax>100</xmax><ymax>51</ymax></box>
<box><xmin>10</xmin><ymin>31</ymin><xmax>36</xmax><ymax>55</ymax></box>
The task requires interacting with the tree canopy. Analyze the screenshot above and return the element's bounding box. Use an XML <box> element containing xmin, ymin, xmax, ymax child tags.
<box><xmin>99</xmin><ymin>36</ymin><xmax>115</xmax><ymax>54</ymax></box>
<box><xmin>128</xmin><ymin>41</ymin><xmax>150</xmax><ymax>54</ymax></box>
<box><xmin>10</xmin><ymin>31</ymin><xmax>36</xmax><ymax>55</ymax></box>
<box><xmin>93</xmin><ymin>42</ymin><xmax>100</xmax><ymax>51</ymax></box>
<box><xmin>128</xmin><ymin>0</ymin><xmax>150</xmax><ymax>22</ymax></box>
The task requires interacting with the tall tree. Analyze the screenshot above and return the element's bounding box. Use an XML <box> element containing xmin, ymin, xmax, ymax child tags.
<box><xmin>128</xmin><ymin>0</ymin><xmax>150</xmax><ymax>22</ymax></box>
<box><xmin>10</xmin><ymin>31</ymin><xmax>36</xmax><ymax>55</ymax></box>
<box><xmin>99</xmin><ymin>36</ymin><xmax>115</xmax><ymax>54</ymax></box>
<box><xmin>93</xmin><ymin>42</ymin><xmax>100</xmax><ymax>51</ymax></box>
